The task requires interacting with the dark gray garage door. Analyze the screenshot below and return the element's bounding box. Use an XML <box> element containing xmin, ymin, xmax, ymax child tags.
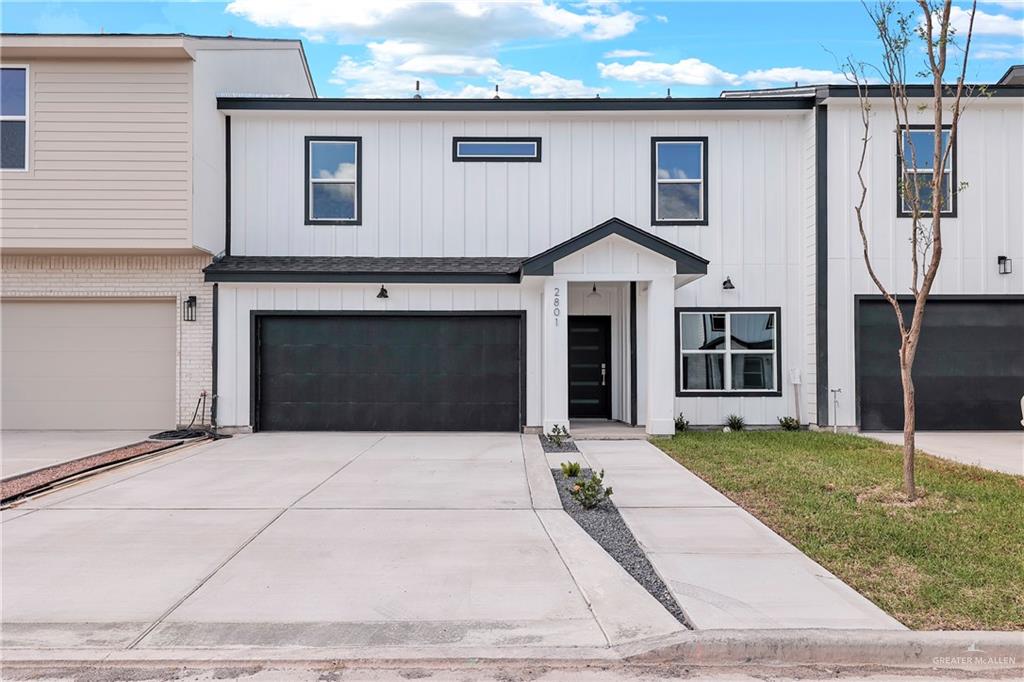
<box><xmin>255</xmin><ymin>314</ymin><xmax>523</xmax><ymax>431</ymax></box>
<box><xmin>857</xmin><ymin>298</ymin><xmax>1024</xmax><ymax>430</ymax></box>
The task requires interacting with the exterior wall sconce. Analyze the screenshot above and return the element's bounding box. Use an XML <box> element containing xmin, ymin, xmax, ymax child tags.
<box><xmin>587</xmin><ymin>282</ymin><xmax>602</xmax><ymax>299</ymax></box>
<box><xmin>377</xmin><ymin>285</ymin><xmax>389</xmax><ymax>299</ymax></box>
<box><xmin>998</xmin><ymin>256</ymin><xmax>1012</xmax><ymax>275</ymax></box>
<box><xmin>722</xmin><ymin>276</ymin><xmax>736</xmax><ymax>290</ymax></box>
<box><xmin>182</xmin><ymin>295</ymin><xmax>197</xmax><ymax>322</ymax></box>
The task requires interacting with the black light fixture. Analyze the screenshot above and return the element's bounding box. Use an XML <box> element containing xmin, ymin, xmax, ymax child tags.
<box><xmin>182</xmin><ymin>295</ymin><xmax>197</xmax><ymax>322</ymax></box>
<box><xmin>998</xmin><ymin>255</ymin><xmax>1012</xmax><ymax>275</ymax></box>
<box><xmin>376</xmin><ymin>285</ymin><xmax>389</xmax><ymax>299</ymax></box>
<box><xmin>722</xmin><ymin>276</ymin><xmax>735</xmax><ymax>291</ymax></box>
<box><xmin>587</xmin><ymin>282</ymin><xmax>601</xmax><ymax>299</ymax></box>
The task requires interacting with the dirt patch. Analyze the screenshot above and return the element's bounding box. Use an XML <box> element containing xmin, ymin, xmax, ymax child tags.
<box><xmin>1</xmin><ymin>439</ymin><xmax>188</xmax><ymax>503</ymax></box>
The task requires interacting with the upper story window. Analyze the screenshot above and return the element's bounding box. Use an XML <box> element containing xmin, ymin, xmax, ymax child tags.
<box><xmin>676</xmin><ymin>308</ymin><xmax>780</xmax><ymax>396</ymax></box>
<box><xmin>305</xmin><ymin>136</ymin><xmax>361</xmax><ymax>225</ymax></box>
<box><xmin>453</xmin><ymin>137</ymin><xmax>541</xmax><ymax>162</ymax></box>
<box><xmin>1</xmin><ymin>66</ymin><xmax>28</xmax><ymax>171</ymax></box>
<box><xmin>652</xmin><ymin>137</ymin><xmax>707</xmax><ymax>226</ymax></box>
<box><xmin>898</xmin><ymin>126</ymin><xmax>955</xmax><ymax>218</ymax></box>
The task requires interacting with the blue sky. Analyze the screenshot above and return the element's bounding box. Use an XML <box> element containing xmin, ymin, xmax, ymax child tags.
<box><xmin>3</xmin><ymin>1</ymin><xmax>1022</xmax><ymax>97</ymax></box>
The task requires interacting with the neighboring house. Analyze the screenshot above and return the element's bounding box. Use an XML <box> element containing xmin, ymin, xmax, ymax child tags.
<box><xmin>0</xmin><ymin>34</ymin><xmax>314</xmax><ymax>430</ymax></box>
<box><xmin>209</xmin><ymin>77</ymin><xmax>1022</xmax><ymax>435</ymax></box>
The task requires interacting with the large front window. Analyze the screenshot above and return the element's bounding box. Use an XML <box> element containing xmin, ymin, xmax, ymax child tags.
<box><xmin>305</xmin><ymin>136</ymin><xmax>361</xmax><ymax>224</ymax></box>
<box><xmin>677</xmin><ymin>309</ymin><xmax>779</xmax><ymax>395</ymax></box>
<box><xmin>898</xmin><ymin>127</ymin><xmax>954</xmax><ymax>217</ymax></box>
<box><xmin>1</xmin><ymin>66</ymin><xmax>28</xmax><ymax>171</ymax></box>
<box><xmin>652</xmin><ymin>137</ymin><xmax>707</xmax><ymax>225</ymax></box>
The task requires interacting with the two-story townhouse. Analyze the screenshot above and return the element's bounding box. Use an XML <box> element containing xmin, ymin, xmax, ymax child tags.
<box><xmin>208</xmin><ymin>78</ymin><xmax>1022</xmax><ymax>436</ymax></box>
<box><xmin>0</xmin><ymin>34</ymin><xmax>314</xmax><ymax>430</ymax></box>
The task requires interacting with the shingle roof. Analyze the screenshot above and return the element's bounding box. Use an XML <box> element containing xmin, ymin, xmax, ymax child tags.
<box><xmin>204</xmin><ymin>256</ymin><xmax>523</xmax><ymax>283</ymax></box>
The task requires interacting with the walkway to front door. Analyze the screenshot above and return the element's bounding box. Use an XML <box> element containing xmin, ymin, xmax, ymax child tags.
<box><xmin>568</xmin><ymin>316</ymin><xmax>611</xmax><ymax>419</ymax></box>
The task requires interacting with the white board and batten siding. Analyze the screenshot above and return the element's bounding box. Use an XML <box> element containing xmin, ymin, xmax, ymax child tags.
<box><xmin>216</xmin><ymin>283</ymin><xmax>543</xmax><ymax>428</ymax></box>
<box><xmin>826</xmin><ymin>99</ymin><xmax>1024</xmax><ymax>426</ymax></box>
<box><xmin>227</xmin><ymin>110</ymin><xmax>817</xmax><ymax>426</ymax></box>
<box><xmin>0</xmin><ymin>59</ymin><xmax>194</xmax><ymax>251</ymax></box>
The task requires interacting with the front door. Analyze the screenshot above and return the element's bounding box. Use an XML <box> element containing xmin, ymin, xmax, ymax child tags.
<box><xmin>568</xmin><ymin>316</ymin><xmax>612</xmax><ymax>419</ymax></box>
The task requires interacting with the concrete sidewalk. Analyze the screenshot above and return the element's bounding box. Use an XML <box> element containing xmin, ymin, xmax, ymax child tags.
<box><xmin>576</xmin><ymin>440</ymin><xmax>905</xmax><ymax>631</ymax></box>
<box><xmin>1</xmin><ymin>430</ymin><xmax>154</xmax><ymax>479</ymax></box>
<box><xmin>862</xmin><ymin>431</ymin><xmax>1023</xmax><ymax>476</ymax></box>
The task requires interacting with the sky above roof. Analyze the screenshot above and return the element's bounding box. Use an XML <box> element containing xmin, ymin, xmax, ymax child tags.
<box><xmin>3</xmin><ymin>1</ymin><xmax>1022</xmax><ymax>98</ymax></box>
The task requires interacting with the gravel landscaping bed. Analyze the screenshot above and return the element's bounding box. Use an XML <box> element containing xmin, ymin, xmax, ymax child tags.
<box><xmin>1</xmin><ymin>440</ymin><xmax>187</xmax><ymax>504</ymax></box>
<box><xmin>538</xmin><ymin>434</ymin><xmax>578</xmax><ymax>453</ymax></box>
<box><xmin>550</xmin><ymin>467</ymin><xmax>690</xmax><ymax>627</ymax></box>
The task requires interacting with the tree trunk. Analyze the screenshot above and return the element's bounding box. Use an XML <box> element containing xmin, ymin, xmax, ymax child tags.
<box><xmin>899</xmin><ymin>355</ymin><xmax>917</xmax><ymax>500</ymax></box>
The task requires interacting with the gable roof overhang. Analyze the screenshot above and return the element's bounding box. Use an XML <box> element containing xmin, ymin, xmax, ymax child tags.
<box><xmin>520</xmin><ymin>217</ymin><xmax>708</xmax><ymax>277</ymax></box>
<box><xmin>205</xmin><ymin>218</ymin><xmax>708</xmax><ymax>284</ymax></box>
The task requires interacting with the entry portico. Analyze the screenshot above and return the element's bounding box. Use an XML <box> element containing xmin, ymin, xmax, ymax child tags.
<box><xmin>522</xmin><ymin>218</ymin><xmax>708</xmax><ymax>436</ymax></box>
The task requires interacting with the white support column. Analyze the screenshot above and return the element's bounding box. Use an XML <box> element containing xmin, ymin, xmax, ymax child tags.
<box><xmin>542</xmin><ymin>277</ymin><xmax>569</xmax><ymax>434</ymax></box>
<box><xmin>645</xmin><ymin>275</ymin><xmax>675</xmax><ymax>435</ymax></box>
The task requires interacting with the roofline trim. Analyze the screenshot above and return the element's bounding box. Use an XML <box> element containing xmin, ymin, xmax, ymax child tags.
<box><xmin>217</xmin><ymin>96</ymin><xmax>814</xmax><ymax>112</ymax></box>
<box><xmin>204</xmin><ymin>270</ymin><xmax>521</xmax><ymax>284</ymax></box>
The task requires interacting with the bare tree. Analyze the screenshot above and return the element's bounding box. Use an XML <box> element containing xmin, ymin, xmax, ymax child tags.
<box><xmin>846</xmin><ymin>0</ymin><xmax>977</xmax><ymax>500</ymax></box>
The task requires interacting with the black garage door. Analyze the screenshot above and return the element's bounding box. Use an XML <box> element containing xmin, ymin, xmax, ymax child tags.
<box><xmin>857</xmin><ymin>298</ymin><xmax>1024</xmax><ymax>430</ymax></box>
<box><xmin>255</xmin><ymin>314</ymin><xmax>524</xmax><ymax>431</ymax></box>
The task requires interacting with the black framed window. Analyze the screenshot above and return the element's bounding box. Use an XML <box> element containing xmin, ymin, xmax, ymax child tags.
<box><xmin>305</xmin><ymin>136</ymin><xmax>361</xmax><ymax>224</ymax></box>
<box><xmin>897</xmin><ymin>125</ymin><xmax>955</xmax><ymax>218</ymax></box>
<box><xmin>652</xmin><ymin>137</ymin><xmax>707</xmax><ymax>225</ymax></box>
<box><xmin>1</xmin><ymin>66</ymin><xmax>28</xmax><ymax>171</ymax></box>
<box><xmin>675</xmin><ymin>307</ymin><xmax>781</xmax><ymax>396</ymax></box>
<box><xmin>452</xmin><ymin>137</ymin><xmax>541</xmax><ymax>162</ymax></box>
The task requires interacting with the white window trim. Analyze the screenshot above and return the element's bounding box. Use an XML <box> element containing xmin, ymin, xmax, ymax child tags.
<box><xmin>677</xmin><ymin>310</ymin><xmax>779</xmax><ymax>394</ymax></box>
<box><xmin>654</xmin><ymin>139</ymin><xmax>705</xmax><ymax>223</ymax></box>
<box><xmin>1</xmin><ymin>64</ymin><xmax>29</xmax><ymax>172</ymax></box>
<box><xmin>307</xmin><ymin>139</ymin><xmax>359</xmax><ymax>223</ymax></box>
<box><xmin>899</xmin><ymin>129</ymin><xmax>953</xmax><ymax>215</ymax></box>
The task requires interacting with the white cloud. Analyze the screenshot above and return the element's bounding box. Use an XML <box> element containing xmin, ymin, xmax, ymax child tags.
<box><xmin>654</xmin><ymin>15</ymin><xmax>669</xmax><ymax>24</ymax></box>
<box><xmin>603</xmin><ymin>49</ymin><xmax>652</xmax><ymax>59</ymax></box>
<box><xmin>972</xmin><ymin>42</ymin><xmax>1024</xmax><ymax>59</ymax></box>
<box><xmin>598</xmin><ymin>58</ymin><xmax>741</xmax><ymax>86</ymax></box>
<box><xmin>226</xmin><ymin>0</ymin><xmax>641</xmax><ymax>45</ymax></box>
<box><xmin>398</xmin><ymin>54</ymin><xmax>501</xmax><ymax>76</ymax></box>
<box><xmin>740</xmin><ymin>67</ymin><xmax>852</xmax><ymax>86</ymax></box>
<box><xmin>946</xmin><ymin>6</ymin><xmax>1024</xmax><ymax>36</ymax></box>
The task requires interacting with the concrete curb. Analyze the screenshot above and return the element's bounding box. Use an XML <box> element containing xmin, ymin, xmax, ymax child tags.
<box><xmin>618</xmin><ymin>628</ymin><xmax>1024</xmax><ymax>671</ymax></box>
<box><xmin>4</xmin><ymin>630</ymin><xmax>1020</xmax><ymax>672</ymax></box>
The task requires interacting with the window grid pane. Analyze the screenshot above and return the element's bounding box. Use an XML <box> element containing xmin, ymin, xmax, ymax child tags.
<box><xmin>678</xmin><ymin>311</ymin><xmax>776</xmax><ymax>393</ymax></box>
<box><xmin>456</xmin><ymin>141</ymin><xmax>538</xmax><ymax>158</ymax></box>
<box><xmin>655</xmin><ymin>140</ymin><xmax>704</xmax><ymax>222</ymax></box>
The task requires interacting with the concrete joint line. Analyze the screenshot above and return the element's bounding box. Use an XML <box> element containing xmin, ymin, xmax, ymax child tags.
<box><xmin>531</xmin><ymin>509</ymin><xmax>613</xmax><ymax>649</ymax></box>
<box><xmin>126</xmin><ymin>435</ymin><xmax>388</xmax><ymax>649</ymax></box>
<box><xmin>518</xmin><ymin>435</ymin><xmax>535</xmax><ymax>509</ymax></box>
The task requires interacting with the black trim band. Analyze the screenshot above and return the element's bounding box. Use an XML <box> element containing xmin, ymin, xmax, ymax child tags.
<box><xmin>219</xmin><ymin>96</ymin><xmax>816</xmax><ymax>112</ymax></box>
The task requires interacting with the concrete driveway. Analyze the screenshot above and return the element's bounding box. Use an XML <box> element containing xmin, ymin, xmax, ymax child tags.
<box><xmin>2</xmin><ymin>432</ymin><xmax>681</xmax><ymax>658</ymax></box>
<box><xmin>863</xmin><ymin>431</ymin><xmax>1024</xmax><ymax>476</ymax></box>
<box><xmin>1</xmin><ymin>430</ymin><xmax>154</xmax><ymax>479</ymax></box>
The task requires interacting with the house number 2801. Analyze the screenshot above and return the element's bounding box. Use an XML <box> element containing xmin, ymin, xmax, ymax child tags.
<box><xmin>552</xmin><ymin>287</ymin><xmax>561</xmax><ymax>326</ymax></box>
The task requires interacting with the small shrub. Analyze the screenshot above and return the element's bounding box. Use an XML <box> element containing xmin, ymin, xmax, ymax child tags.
<box><xmin>778</xmin><ymin>416</ymin><xmax>800</xmax><ymax>431</ymax></box>
<box><xmin>725</xmin><ymin>414</ymin><xmax>745</xmax><ymax>431</ymax></box>
<box><xmin>560</xmin><ymin>461</ymin><xmax>582</xmax><ymax>478</ymax></box>
<box><xmin>674</xmin><ymin>413</ymin><xmax>690</xmax><ymax>432</ymax></box>
<box><xmin>548</xmin><ymin>424</ymin><xmax>570</xmax><ymax>448</ymax></box>
<box><xmin>570</xmin><ymin>469</ymin><xmax>614</xmax><ymax>509</ymax></box>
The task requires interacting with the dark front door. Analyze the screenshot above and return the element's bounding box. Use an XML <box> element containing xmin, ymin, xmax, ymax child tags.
<box><xmin>568</xmin><ymin>316</ymin><xmax>612</xmax><ymax>419</ymax></box>
<box><xmin>857</xmin><ymin>298</ymin><xmax>1024</xmax><ymax>430</ymax></box>
<box><xmin>255</xmin><ymin>313</ymin><xmax>523</xmax><ymax>431</ymax></box>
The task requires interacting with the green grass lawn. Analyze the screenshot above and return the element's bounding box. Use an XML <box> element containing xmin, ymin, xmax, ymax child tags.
<box><xmin>652</xmin><ymin>431</ymin><xmax>1024</xmax><ymax>630</ymax></box>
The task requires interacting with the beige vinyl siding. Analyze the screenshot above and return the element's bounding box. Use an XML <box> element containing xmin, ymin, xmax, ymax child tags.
<box><xmin>0</xmin><ymin>59</ymin><xmax>193</xmax><ymax>251</ymax></box>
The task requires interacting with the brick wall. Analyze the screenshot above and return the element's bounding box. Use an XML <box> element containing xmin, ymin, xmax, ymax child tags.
<box><xmin>1</xmin><ymin>254</ymin><xmax>213</xmax><ymax>426</ymax></box>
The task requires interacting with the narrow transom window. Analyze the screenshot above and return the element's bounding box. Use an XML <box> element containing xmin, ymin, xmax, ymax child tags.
<box><xmin>1</xmin><ymin>67</ymin><xmax>28</xmax><ymax>171</ymax></box>
<box><xmin>898</xmin><ymin>127</ymin><xmax>955</xmax><ymax>217</ymax></box>
<box><xmin>305</xmin><ymin>136</ymin><xmax>361</xmax><ymax>224</ymax></box>
<box><xmin>453</xmin><ymin>137</ymin><xmax>541</xmax><ymax>162</ymax></box>
<box><xmin>677</xmin><ymin>309</ymin><xmax>780</xmax><ymax>395</ymax></box>
<box><xmin>652</xmin><ymin>137</ymin><xmax>707</xmax><ymax>225</ymax></box>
